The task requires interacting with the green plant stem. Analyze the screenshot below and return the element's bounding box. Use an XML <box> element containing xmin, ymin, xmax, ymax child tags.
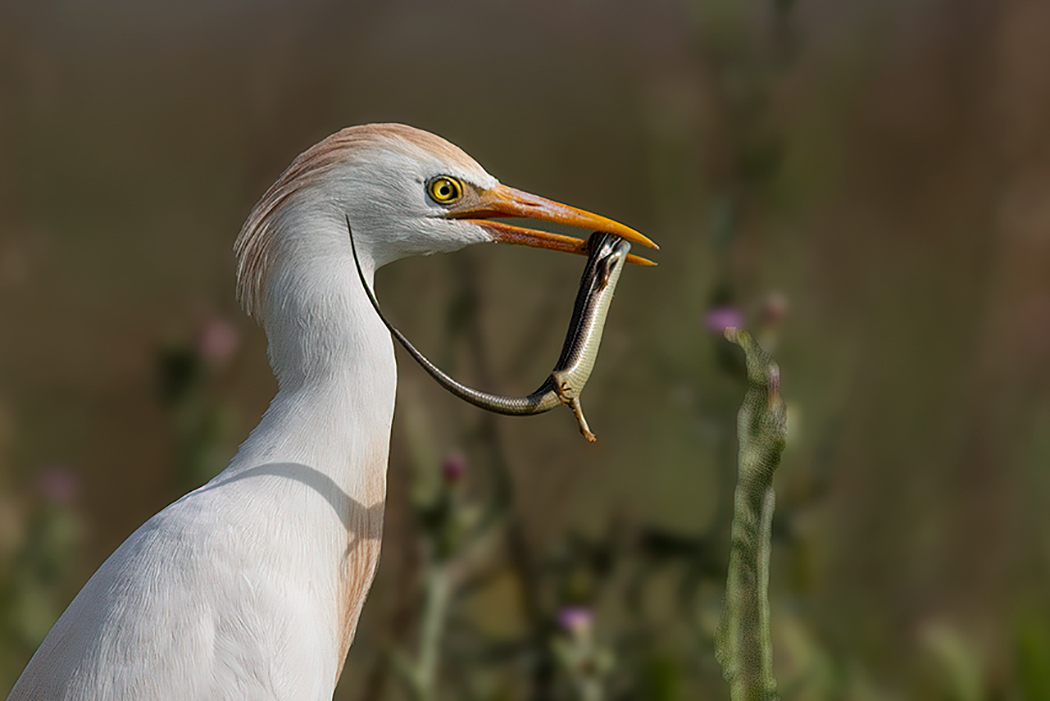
<box><xmin>392</xmin><ymin>563</ymin><xmax>454</xmax><ymax>701</ymax></box>
<box><xmin>715</xmin><ymin>329</ymin><xmax>786</xmax><ymax>701</ymax></box>
<box><xmin>416</xmin><ymin>564</ymin><xmax>453</xmax><ymax>700</ymax></box>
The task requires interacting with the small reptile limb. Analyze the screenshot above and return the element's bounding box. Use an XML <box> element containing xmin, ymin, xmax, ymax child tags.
<box><xmin>552</xmin><ymin>370</ymin><xmax>595</xmax><ymax>442</ymax></box>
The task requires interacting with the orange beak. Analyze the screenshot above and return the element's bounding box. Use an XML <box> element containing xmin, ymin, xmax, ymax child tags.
<box><xmin>446</xmin><ymin>184</ymin><xmax>658</xmax><ymax>265</ymax></box>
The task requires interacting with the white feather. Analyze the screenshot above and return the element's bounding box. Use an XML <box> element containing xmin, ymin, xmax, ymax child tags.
<box><xmin>9</xmin><ymin>124</ymin><xmax>497</xmax><ymax>700</ymax></box>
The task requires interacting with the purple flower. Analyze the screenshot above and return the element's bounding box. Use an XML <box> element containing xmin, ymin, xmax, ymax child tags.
<box><xmin>440</xmin><ymin>452</ymin><xmax>466</xmax><ymax>484</ymax></box>
<box><xmin>37</xmin><ymin>466</ymin><xmax>79</xmax><ymax>504</ymax></box>
<box><xmin>704</xmin><ymin>306</ymin><xmax>744</xmax><ymax>334</ymax></box>
<box><xmin>557</xmin><ymin>606</ymin><xmax>593</xmax><ymax>634</ymax></box>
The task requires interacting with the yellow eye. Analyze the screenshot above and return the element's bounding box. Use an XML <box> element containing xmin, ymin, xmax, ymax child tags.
<box><xmin>427</xmin><ymin>176</ymin><xmax>463</xmax><ymax>204</ymax></box>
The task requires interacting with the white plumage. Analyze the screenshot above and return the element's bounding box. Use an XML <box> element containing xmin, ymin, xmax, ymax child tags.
<box><xmin>9</xmin><ymin>124</ymin><xmax>653</xmax><ymax>700</ymax></box>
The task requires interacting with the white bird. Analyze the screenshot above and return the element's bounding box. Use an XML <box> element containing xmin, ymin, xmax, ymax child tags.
<box><xmin>8</xmin><ymin>124</ymin><xmax>655</xmax><ymax>700</ymax></box>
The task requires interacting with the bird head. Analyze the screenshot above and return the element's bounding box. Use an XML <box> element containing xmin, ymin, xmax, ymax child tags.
<box><xmin>234</xmin><ymin>124</ymin><xmax>656</xmax><ymax>323</ymax></box>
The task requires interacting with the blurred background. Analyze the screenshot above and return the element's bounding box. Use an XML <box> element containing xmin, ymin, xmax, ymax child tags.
<box><xmin>2</xmin><ymin>0</ymin><xmax>1049</xmax><ymax>698</ymax></box>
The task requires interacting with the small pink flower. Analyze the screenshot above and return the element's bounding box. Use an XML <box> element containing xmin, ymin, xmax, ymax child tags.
<box><xmin>557</xmin><ymin>606</ymin><xmax>593</xmax><ymax>634</ymax></box>
<box><xmin>440</xmin><ymin>452</ymin><xmax>466</xmax><ymax>484</ymax></box>
<box><xmin>704</xmin><ymin>306</ymin><xmax>744</xmax><ymax>334</ymax></box>
<box><xmin>37</xmin><ymin>466</ymin><xmax>79</xmax><ymax>504</ymax></box>
<box><xmin>195</xmin><ymin>317</ymin><xmax>241</xmax><ymax>367</ymax></box>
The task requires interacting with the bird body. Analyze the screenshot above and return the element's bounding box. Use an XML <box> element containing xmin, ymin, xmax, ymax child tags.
<box><xmin>10</xmin><ymin>261</ymin><xmax>394</xmax><ymax>699</ymax></box>
<box><xmin>9</xmin><ymin>124</ymin><xmax>654</xmax><ymax>700</ymax></box>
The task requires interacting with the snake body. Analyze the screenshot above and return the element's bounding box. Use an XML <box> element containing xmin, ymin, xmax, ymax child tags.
<box><xmin>350</xmin><ymin>221</ymin><xmax>630</xmax><ymax>442</ymax></box>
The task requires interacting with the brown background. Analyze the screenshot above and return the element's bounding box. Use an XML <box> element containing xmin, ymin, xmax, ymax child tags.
<box><xmin>2</xmin><ymin>0</ymin><xmax>1049</xmax><ymax>697</ymax></box>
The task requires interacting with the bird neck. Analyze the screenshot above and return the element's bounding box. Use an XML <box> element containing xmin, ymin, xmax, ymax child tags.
<box><xmin>231</xmin><ymin>245</ymin><xmax>398</xmax><ymax>507</ymax></box>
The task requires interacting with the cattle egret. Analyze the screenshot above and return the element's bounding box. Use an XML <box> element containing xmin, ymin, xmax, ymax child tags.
<box><xmin>8</xmin><ymin>124</ymin><xmax>655</xmax><ymax>700</ymax></box>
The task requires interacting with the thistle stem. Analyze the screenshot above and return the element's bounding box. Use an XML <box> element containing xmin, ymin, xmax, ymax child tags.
<box><xmin>715</xmin><ymin>329</ymin><xmax>787</xmax><ymax>701</ymax></box>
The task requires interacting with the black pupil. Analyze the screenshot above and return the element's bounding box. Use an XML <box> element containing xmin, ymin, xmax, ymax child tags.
<box><xmin>439</xmin><ymin>183</ymin><xmax>451</xmax><ymax>197</ymax></box>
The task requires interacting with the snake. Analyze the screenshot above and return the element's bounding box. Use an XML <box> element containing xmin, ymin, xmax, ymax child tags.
<box><xmin>349</xmin><ymin>218</ymin><xmax>630</xmax><ymax>442</ymax></box>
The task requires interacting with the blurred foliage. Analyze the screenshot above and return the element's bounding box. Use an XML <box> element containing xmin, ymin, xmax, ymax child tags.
<box><xmin>0</xmin><ymin>406</ymin><xmax>83</xmax><ymax>686</ymax></box>
<box><xmin>154</xmin><ymin>315</ymin><xmax>243</xmax><ymax>492</ymax></box>
<box><xmin>3</xmin><ymin>0</ymin><xmax>1050</xmax><ymax>698</ymax></box>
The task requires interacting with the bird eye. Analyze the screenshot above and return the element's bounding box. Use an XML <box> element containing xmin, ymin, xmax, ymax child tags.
<box><xmin>427</xmin><ymin>176</ymin><xmax>463</xmax><ymax>204</ymax></box>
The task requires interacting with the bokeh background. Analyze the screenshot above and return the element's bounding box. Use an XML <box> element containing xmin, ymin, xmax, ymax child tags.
<box><xmin>2</xmin><ymin>0</ymin><xmax>1049</xmax><ymax>698</ymax></box>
